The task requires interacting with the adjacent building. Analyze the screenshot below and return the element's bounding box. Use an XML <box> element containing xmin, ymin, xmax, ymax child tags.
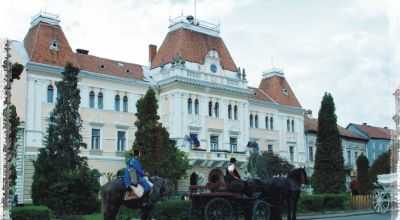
<box><xmin>347</xmin><ymin>123</ymin><xmax>393</xmax><ymax>165</ymax></box>
<box><xmin>393</xmin><ymin>86</ymin><xmax>400</xmax><ymax>172</ymax></box>
<box><xmin>304</xmin><ymin>116</ymin><xmax>368</xmax><ymax>176</ymax></box>
<box><xmin>10</xmin><ymin>12</ymin><xmax>305</xmax><ymax>202</ymax></box>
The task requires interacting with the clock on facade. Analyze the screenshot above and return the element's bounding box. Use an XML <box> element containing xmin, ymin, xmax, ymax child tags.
<box><xmin>210</xmin><ymin>64</ymin><xmax>217</xmax><ymax>73</ymax></box>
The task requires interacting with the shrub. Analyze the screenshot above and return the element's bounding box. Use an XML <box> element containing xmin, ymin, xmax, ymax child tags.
<box><xmin>116</xmin><ymin>199</ymin><xmax>190</xmax><ymax>220</ymax></box>
<box><xmin>11</xmin><ymin>205</ymin><xmax>52</xmax><ymax>220</ymax></box>
<box><xmin>299</xmin><ymin>193</ymin><xmax>349</xmax><ymax>212</ymax></box>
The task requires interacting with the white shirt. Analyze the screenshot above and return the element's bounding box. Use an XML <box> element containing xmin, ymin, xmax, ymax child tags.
<box><xmin>228</xmin><ymin>164</ymin><xmax>235</xmax><ymax>172</ymax></box>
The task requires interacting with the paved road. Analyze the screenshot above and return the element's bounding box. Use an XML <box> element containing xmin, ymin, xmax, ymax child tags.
<box><xmin>301</xmin><ymin>212</ymin><xmax>392</xmax><ymax>220</ymax></box>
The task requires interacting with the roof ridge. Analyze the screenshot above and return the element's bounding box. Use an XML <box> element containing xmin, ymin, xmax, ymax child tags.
<box><xmin>30</xmin><ymin>25</ymin><xmax>40</xmax><ymax>59</ymax></box>
<box><xmin>257</xmin><ymin>87</ymin><xmax>278</xmax><ymax>104</ymax></box>
<box><xmin>75</xmin><ymin>53</ymin><xmax>142</xmax><ymax>67</ymax></box>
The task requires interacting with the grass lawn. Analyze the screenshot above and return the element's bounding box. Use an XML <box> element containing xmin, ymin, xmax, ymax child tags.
<box><xmin>83</xmin><ymin>213</ymin><xmax>103</xmax><ymax>220</ymax></box>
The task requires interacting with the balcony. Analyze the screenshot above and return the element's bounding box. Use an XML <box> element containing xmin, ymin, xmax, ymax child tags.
<box><xmin>188</xmin><ymin>114</ymin><xmax>202</xmax><ymax>129</ymax></box>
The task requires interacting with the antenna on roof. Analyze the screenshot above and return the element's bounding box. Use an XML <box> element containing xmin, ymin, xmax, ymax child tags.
<box><xmin>194</xmin><ymin>0</ymin><xmax>197</xmax><ymax>20</ymax></box>
<box><xmin>271</xmin><ymin>56</ymin><xmax>274</xmax><ymax>69</ymax></box>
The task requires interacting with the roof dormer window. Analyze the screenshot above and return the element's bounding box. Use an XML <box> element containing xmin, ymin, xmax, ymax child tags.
<box><xmin>126</xmin><ymin>69</ymin><xmax>130</xmax><ymax>73</ymax></box>
<box><xmin>100</xmin><ymin>64</ymin><xmax>105</xmax><ymax>69</ymax></box>
<box><xmin>50</xmin><ymin>40</ymin><xmax>58</xmax><ymax>51</ymax></box>
<box><xmin>282</xmin><ymin>88</ymin><xmax>288</xmax><ymax>96</ymax></box>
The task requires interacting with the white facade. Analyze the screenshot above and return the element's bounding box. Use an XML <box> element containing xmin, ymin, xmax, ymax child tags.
<box><xmin>11</xmin><ymin>13</ymin><xmax>306</xmax><ymax>201</ymax></box>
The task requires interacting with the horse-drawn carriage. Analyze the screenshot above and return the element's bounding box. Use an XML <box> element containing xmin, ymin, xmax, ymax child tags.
<box><xmin>371</xmin><ymin>173</ymin><xmax>398</xmax><ymax>214</ymax></box>
<box><xmin>187</xmin><ymin>167</ymin><xmax>308</xmax><ymax>220</ymax></box>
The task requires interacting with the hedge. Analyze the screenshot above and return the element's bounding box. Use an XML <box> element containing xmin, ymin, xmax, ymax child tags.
<box><xmin>299</xmin><ymin>193</ymin><xmax>349</xmax><ymax>212</ymax></box>
<box><xmin>11</xmin><ymin>205</ymin><xmax>52</xmax><ymax>220</ymax></box>
<box><xmin>117</xmin><ymin>199</ymin><xmax>190</xmax><ymax>220</ymax></box>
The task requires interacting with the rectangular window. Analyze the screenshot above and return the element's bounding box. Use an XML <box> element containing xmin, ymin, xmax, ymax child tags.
<box><xmin>289</xmin><ymin>146</ymin><xmax>294</xmax><ymax>162</ymax></box>
<box><xmin>347</xmin><ymin>150</ymin><xmax>351</xmax><ymax>165</ymax></box>
<box><xmin>210</xmin><ymin>135</ymin><xmax>219</xmax><ymax>151</ymax></box>
<box><xmin>268</xmin><ymin>144</ymin><xmax>273</xmax><ymax>153</ymax></box>
<box><xmin>117</xmin><ymin>131</ymin><xmax>126</xmax><ymax>151</ymax></box>
<box><xmin>230</xmin><ymin>137</ymin><xmax>237</xmax><ymax>152</ymax></box>
<box><xmin>354</xmin><ymin>152</ymin><xmax>358</xmax><ymax>164</ymax></box>
<box><xmin>309</xmin><ymin>146</ymin><xmax>313</xmax><ymax>161</ymax></box>
<box><xmin>91</xmin><ymin>129</ymin><xmax>100</xmax><ymax>150</ymax></box>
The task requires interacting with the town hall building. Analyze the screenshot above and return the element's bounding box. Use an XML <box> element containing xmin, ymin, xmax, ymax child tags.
<box><xmin>10</xmin><ymin>12</ymin><xmax>305</xmax><ymax>203</ymax></box>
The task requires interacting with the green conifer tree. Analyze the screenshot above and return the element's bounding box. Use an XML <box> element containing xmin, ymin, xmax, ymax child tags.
<box><xmin>356</xmin><ymin>154</ymin><xmax>370</xmax><ymax>194</ymax></box>
<box><xmin>369</xmin><ymin>149</ymin><xmax>391</xmax><ymax>184</ymax></box>
<box><xmin>133</xmin><ymin>88</ymin><xmax>190</xmax><ymax>188</ymax></box>
<box><xmin>312</xmin><ymin>92</ymin><xmax>345</xmax><ymax>193</ymax></box>
<box><xmin>31</xmin><ymin>63</ymin><xmax>99</xmax><ymax>215</ymax></box>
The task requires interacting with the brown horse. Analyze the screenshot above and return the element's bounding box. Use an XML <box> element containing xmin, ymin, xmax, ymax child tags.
<box><xmin>101</xmin><ymin>176</ymin><xmax>169</xmax><ymax>220</ymax></box>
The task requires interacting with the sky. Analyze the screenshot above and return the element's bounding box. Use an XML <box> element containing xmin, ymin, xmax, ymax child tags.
<box><xmin>1</xmin><ymin>0</ymin><xmax>399</xmax><ymax>129</ymax></box>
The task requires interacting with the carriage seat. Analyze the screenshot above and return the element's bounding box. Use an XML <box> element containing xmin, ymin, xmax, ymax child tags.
<box><xmin>206</xmin><ymin>180</ymin><xmax>226</xmax><ymax>193</ymax></box>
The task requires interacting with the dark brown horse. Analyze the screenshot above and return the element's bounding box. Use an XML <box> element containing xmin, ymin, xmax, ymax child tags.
<box><xmin>101</xmin><ymin>176</ymin><xmax>169</xmax><ymax>220</ymax></box>
<box><xmin>257</xmin><ymin>167</ymin><xmax>308</xmax><ymax>220</ymax></box>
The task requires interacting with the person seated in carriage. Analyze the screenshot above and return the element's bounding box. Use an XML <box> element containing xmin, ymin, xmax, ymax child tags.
<box><xmin>124</xmin><ymin>147</ymin><xmax>153</xmax><ymax>206</ymax></box>
<box><xmin>225</xmin><ymin>157</ymin><xmax>244</xmax><ymax>193</ymax></box>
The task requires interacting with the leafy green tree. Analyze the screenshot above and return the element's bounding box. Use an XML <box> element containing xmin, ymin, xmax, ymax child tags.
<box><xmin>8</xmin><ymin>105</ymin><xmax>20</xmax><ymax>162</ymax></box>
<box><xmin>369</xmin><ymin>150</ymin><xmax>391</xmax><ymax>184</ymax></box>
<box><xmin>356</xmin><ymin>154</ymin><xmax>370</xmax><ymax>194</ymax></box>
<box><xmin>312</xmin><ymin>92</ymin><xmax>345</xmax><ymax>193</ymax></box>
<box><xmin>31</xmin><ymin>63</ymin><xmax>100</xmax><ymax>215</ymax></box>
<box><xmin>248</xmin><ymin>151</ymin><xmax>294</xmax><ymax>179</ymax></box>
<box><xmin>132</xmin><ymin>88</ymin><xmax>190</xmax><ymax>188</ymax></box>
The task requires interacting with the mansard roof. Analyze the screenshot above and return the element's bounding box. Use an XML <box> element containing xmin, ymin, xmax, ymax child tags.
<box><xmin>150</xmin><ymin>28</ymin><xmax>237</xmax><ymax>72</ymax></box>
<box><xmin>257</xmin><ymin>75</ymin><xmax>302</xmax><ymax>108</ymax></box>
<box><xmin>305</xmin><ymin>117</ymin><xmax>367</xmax><ymax>141</ymax></box>
<box><xmin>23</xmin><ymin>21</ymin><xmax>144</xmax><ymax>80</ymax></box>
<box><xmin>348</xmin><ymin>123</ymin><xmax>393</xmax><ymax>140</ymax></box>
<box><xmin>24</xmin><ymin>22</ymin><xmax>79</xmax><ymax>67</ymax></box>
<box><xmin>249</xmin><ymin>86</ymin><xmax>274</xmax><ymax>103</ymax></box>
<box><xmin>75</xmin><ymin>53</ymin><xmax>143</xmax><ymax>81</ymax></box>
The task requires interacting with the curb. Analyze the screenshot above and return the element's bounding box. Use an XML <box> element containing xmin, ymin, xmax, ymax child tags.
<box><xmin>297</xmin><ymin>210</ymin><xmax>375</xmax><ymax>219</ymax></box>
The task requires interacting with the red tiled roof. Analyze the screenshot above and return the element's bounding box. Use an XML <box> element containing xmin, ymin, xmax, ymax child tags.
<box><xmin>249</xmin><ymin>86</ymin><xmax>273</xmax><ymax>103</ymax></box>
<box><xmin>258</xmin><ymin>76</ymin><xmax>302</xmax><ymax>108</ymax></box>
<box><xmin>24</xmin><ymin>22</ymin><xmax>79</xmax><ymax>67</ymax></box>
<box><xmin>23</xmin><ymin>22</ymin><xmax>144</xmax><ymax>80</ymax></box>
<box><xmin>75</xmin><ymin>53</ymin><xmax>143</xmax><ymax>81</ymax></box>
<box><xmin>351</xmin><ymin>123</ymin><xmax>393</xmax><ymax>140</ymax></box>
<box><xmin>150</xmin><ymin>28</ymin><xmax>237</xmax><ymax>72</ymax></box>
<box><xmin>305</xmin><ymin>117</ymin><xmax>367</xmax><ymax>141</ymax></box>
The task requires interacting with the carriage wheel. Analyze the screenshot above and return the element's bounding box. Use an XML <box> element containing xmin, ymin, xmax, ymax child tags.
<box><xmin>205</xmin><ymin>198</ymin><xmax>233</xmax><ymax>220</ymax></box>
<box><xmin>371</xmin><ymin>190</ymin><xmax>390</xmax><ymax>214</ymax></box>
<box><xmin>252</xmin><ymin>200</ymin><xmax>270</xmax><ymax>220</ymax></box>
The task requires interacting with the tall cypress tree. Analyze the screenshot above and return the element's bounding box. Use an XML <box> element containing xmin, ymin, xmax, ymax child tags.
<box><xmin>133</xmin><ymin>88</ymin><xmax>190</xmax><ymax>188</ymax></box>
<box><xmin>312</xmin><ymin>92</ymin><xmax>345</xmax><ymax>193</ymax></box>
<box><xmin>31</xmin><ymin>63</ymin><xmax>99</xmax><ymax>215</ymax></box>
<box><xmin>356</xmin><ymin>154</ymin><xmax>370</xmax><ymax>194</ymax></box>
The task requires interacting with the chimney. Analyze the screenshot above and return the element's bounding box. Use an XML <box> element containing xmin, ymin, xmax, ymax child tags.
<box><xmin>76</xmin><ymin>48</ymin><xmax>89</xmax><ymax>55</ymax></box>
<box><xmin>362</xmin><ymin>123</ymin><xmax>367</xmax><ymax>126</ymax></box>
<box><xmin>149</xmin><ymin>44</ymin><xmax>157</xmax><ymax>66</ymax></box>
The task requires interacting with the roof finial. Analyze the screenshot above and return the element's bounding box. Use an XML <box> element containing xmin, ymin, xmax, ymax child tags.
<box><xmin>194</xmin><ymin>0</ymin><xmax>197</xmax><ymax>20</ymax></box>
<box><xmin>271</xmin><ymin>56</ymin><xmax>274</xmax><ymax>69</ymax></box>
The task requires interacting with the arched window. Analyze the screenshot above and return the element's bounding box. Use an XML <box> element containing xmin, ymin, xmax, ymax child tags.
<box><xmin>287</xmin><ymin>119</ymin><xmax>290</xmax><ymax>132</ymax></box>
<box><xmin>228</xmin><ymin>104</ymin><xmax>232</xmax><ymax>119</ymax></box>
<box><xmin>188</xmin><ymin>98</ymin><xmax>193</xmax><ymax>114</ymax></box>
<box><xmin>98</xmin><ymin>93</ymin><xmax>103</xmax><ymax>109</ymax></box>
<box><xmin>115</xmin><ymin>95</ymin><xmax>120</xmax><ymax>111</ymax></box>
<box><xmin>250</xmin><ymin>114</ymin><xmax>253</xmax><ymax>127</ymax></box>
<box><xmin>47</xmin><ymin>85</ymin><xmax>54</xmax><ymax>103</ymax></box>
<box><xmin>208</xmin><ymin>101</ymin><xmax>213</xmax><ymax>117</ymax></box>
<box><xmin>89</xmin><ymin>91</ymin><xmax>95</xmax><ymax>108</ymax></box>
<box><xmin>123</xmin><ymin>96</ymin><xmax>128</xmax><ymax>112</ymax></box>
<box><xmin>214</xmin><ymin>102</ymin><xmax>219</xmax><ymax>118</ymax></box>
<box><xmin>291</xmin><ymin>120</ymin><xmax>295</xmax><ymax>132</ymax></box>
<box><xmin>194</xmin><ymin>99</ymin><xmax>199</xmax><ymax>115</ymax></box>
<box><xmin>234</xmin><ymin>105</ymin><xmax>238</xmax><ymax>120</ymax></box>
<box><xmin>255</xmin><ymin>115</ymin><xmax>259</xmax><ymax>128</ymax></box>
<box><xmin>265</xmin><ymin>116</ymin><xmax>269</xmax><ymax>130</ymax></box>
<box><xmin>270</xmin><ymin>117</ymin><xmax>274</xmax><ymax>130</ymax></box>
